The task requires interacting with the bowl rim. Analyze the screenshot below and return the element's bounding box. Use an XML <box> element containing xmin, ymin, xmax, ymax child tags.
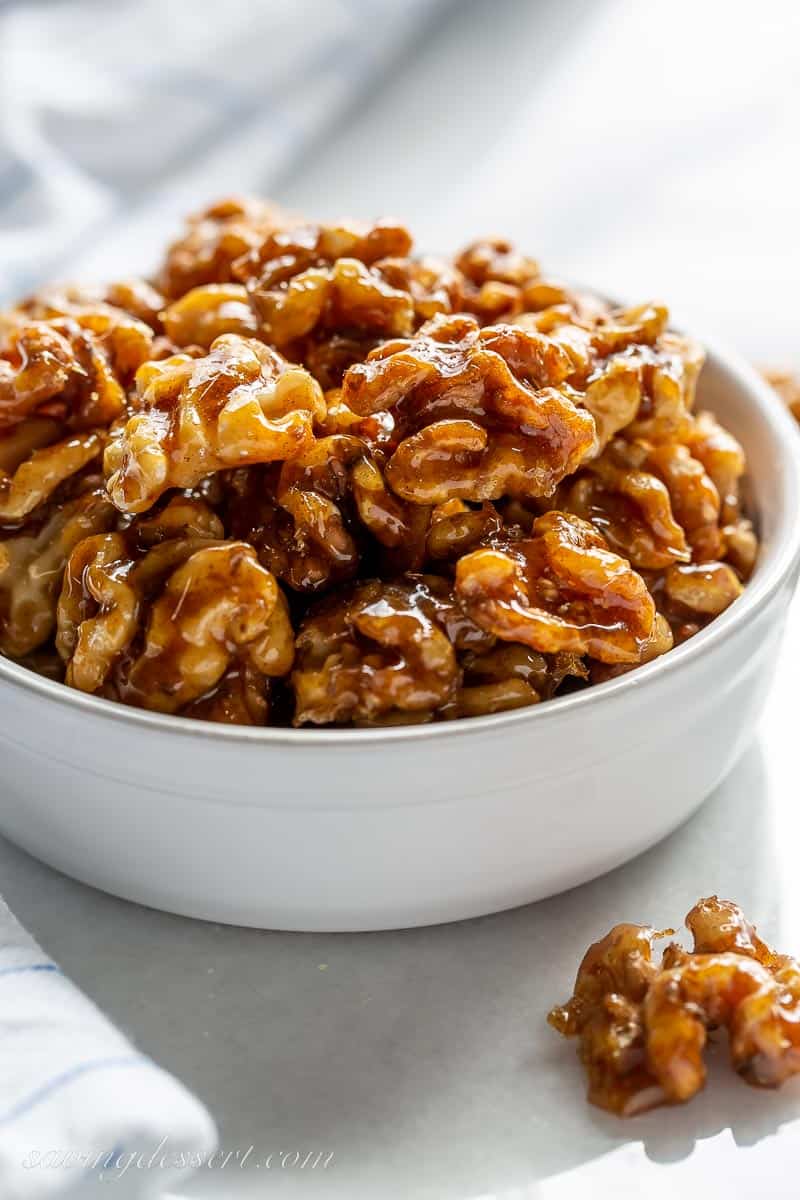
<box><xmin>1</xmin><ymin>333</ymin><xmax>799</xmax><ymax>747</ymax></box>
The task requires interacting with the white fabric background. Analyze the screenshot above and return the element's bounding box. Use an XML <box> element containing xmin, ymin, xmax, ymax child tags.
<box><xmin>2</xmin><ymin>0</ymin><xmax>798</xmax><ymax>366</ymax></box>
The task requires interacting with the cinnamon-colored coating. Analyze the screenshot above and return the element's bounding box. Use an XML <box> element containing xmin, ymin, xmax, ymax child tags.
<box><xmin>0</xmin><ymin>199</ymin><xmax>759</xmax><ymax>725</ymax></box>
<box><xmin>548</xmin><ymin>897</ymin><xmax>800</xmax><ymax>1115</ymax></box>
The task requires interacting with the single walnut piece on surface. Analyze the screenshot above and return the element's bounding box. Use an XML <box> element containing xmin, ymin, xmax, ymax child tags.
<box><xmin>548</xmin><ymin>897</ymin><xmax>800</xmax><ymax>1115</ymax></box>
<box><xmin>104</xmin><ymin>334</ymin><xmax>325</xmax><ymax>513</ymax></box>
<box><xmin>456</xmin><ymin>511</ymin><xmax>655</xmax><ymax>663</ymax></box>
<box><xmin>342</xmin><ymin>314</ymin><xmax>597</xmax><ymax>504</ymax></box>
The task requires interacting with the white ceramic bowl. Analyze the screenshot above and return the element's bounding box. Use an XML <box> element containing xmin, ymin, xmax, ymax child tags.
<box><xmin>0</xmin><ymin>340</ymin><xmax>798</xmax><ymax>930</ymax></box>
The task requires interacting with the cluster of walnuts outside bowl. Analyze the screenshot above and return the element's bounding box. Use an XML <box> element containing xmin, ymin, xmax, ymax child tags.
<box><xmin>0</xmin><ymin>197</ymin><xmax>797</xmax><ymax>930</ymax></box>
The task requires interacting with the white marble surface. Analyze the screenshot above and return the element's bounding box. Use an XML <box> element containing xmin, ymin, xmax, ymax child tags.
<box><xmin>2</xmin><ymin>0</ymin><xmax>800</xmax><ymax>1196</ymax></box>
<box><xmin>2</xmin><ymin>591</ymin><xmax>798</xmax><ymax>1200</ymax></box>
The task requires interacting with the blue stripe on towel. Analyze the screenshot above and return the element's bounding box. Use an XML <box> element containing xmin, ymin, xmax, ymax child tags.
<box><xmin>0</xmin><ymin>963</ymin><xmax>61</xmax><ymax>978</ymax></box>
<box><xmin>0</xmin><ymin>1054</ymin><xmax>149</xmax><ymax>1127</ymax></box>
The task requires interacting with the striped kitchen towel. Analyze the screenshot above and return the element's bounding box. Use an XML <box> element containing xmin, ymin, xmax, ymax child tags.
<box><xmin>0</xmin><ymin>897</ymin><xmax>216</xmax><ymax>1199</ymax></box>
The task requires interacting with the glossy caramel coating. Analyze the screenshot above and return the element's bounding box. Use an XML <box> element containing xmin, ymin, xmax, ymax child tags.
<box><xmin>548</xmin><ymin>897</ymin><xmax>800</xmax><ymax>1115</ymax></box>
<box><xmin>456</xmin><ymin>511</ymin><xmax>656</xmax><ymax>663</ymax></box>
<box><xmin>293</xmin><ymin>578</ymin><xmax>461</xmax><ymax>725</ymax></box>
<box><xmin>343</xmin><ymin>314</ymin><xmax>597</xmax><ymax>503</ymax></box>
<box><xmin>157</xmin><ymin>196</ymin><xmax>289</xmax><ymax>298</ymax></box>
<box><xmin>0</xmin><ymin>488</ymin><xmax>116</xmax><ymax>657</ymax></box>
<box><xmin>105</xmin><ymin>334</ymin><xmax>324</xmax><ymax>513</ymax></box>
<box><xmin>0</xmin><ymin>198</ymin><xmax>760</xmax><ymax>725</ymax></box>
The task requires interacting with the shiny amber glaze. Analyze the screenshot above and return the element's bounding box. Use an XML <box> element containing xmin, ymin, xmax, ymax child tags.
<box><xmin>0</xmin><ymin>199</ymin><xmax>758</xmax><ymax>726</ymax></box>
<box><xmin>548</xmin><ymin>898</ymin><xmax>800</xmax><ymax>1115</ymax></box>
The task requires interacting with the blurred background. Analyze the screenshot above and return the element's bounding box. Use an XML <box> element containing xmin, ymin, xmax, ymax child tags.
<box><xmin>0</xmin><ymin>0</ymin><xmax>798</xmax><ymax>363</ymax></box>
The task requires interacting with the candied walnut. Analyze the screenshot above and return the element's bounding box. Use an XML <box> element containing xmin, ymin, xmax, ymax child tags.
<box><xmin>302</xmin><ymin>334</ymin><xmax>385</xmax><ymax>392</ymax></box>
<box><xmin>103</xmin><ymin>279</ymin><xmax>167</xmax><ymax>330</ymax></box>
<box><xmin>764</xmin><ymin>368</ymin><xmax>800</xmax><ymax>422</ymax></box>
<box><xmin>579</xmin><ymin>358</ymin><xmax>642</xmax><ymax>451</ymax></box>
<box><xmin>162</xmin><ymin>284</ymin><xmax>258</xmax><ymax>349</ymax></box>
<box><xmin>181</xmin><ymin>662</ymin><xmax>273</xmax><ymax>725</ymax></box>
<box><xmin>56</xmin><ymin>496</ymin><xmax>228</xmax><ymax>693</ymax></box>
<box><xmin>31</xmin><ymin>280</ymin><xmax>167</xmax><ymax>333</ymax></box>
<box><xmin>235</xmin><ymin>218</ymin><xmax>412</xmax><ymax>289</ymax></box>
<box><xmin>342</xmin><ymin>314</ymin><xmax>596</xmax><ymax>504</ymax></box>
<box><xmin>157</xmin><ymin>196</ymin><xmax>288</xmax><ymax>299</ymax></box>
<box><xmin>0</xmin><ymin>298</ymin><xmax>153</xmax><ymax>431</ymax></box>
<box><xmin>454</xmin><ymin>238</ymin><xmax>541</xmax><ymax>320</ymax></box>
<box><xmin>645</xmin><ymin>440</ymin><xmax>722</xmax><ymax>561</ymax></box>
<box><xmin>623</xmin><ymin>333</ymin><xmax>704</xmax><ymax>442</ymax></box>
<box><xmin>520</xmin><ymin>304</ymin><xmax>703</xmax><ymax>444</ymax></box>
<box><xmin>116</xmin><ymin>543</ymin><xmax>293</xmax><ymax>714</ymax></box>
<box><xmin>683</xmin><ymin>896</ymin><xmax>790</xmax><ymax>969</ymax></box>
<box><xmin>105</xmin><ymin>334</ymin><xmax>324</xmax><ymax>513</ymax></box>
<box><xmin>645</xmin><ymin>954</ymin><xmax>800</xmax><ymax>1099</ymax></box>
<box><xmin>445</xmin><ymin>643</ymin><xmax>587</xmax><ymax>718</ymax></box>
<box><xmin>548</xmin><ymin>896</ymin><xmax>800</xmax><ymax>1115</ymax></box>
<box><xmin>226</xmin><ymin>436</ymin><xmax>413</xmax><ymax>593</ymax></box>
<box><xmin>19</xmin><ymin>292</ymin><xmax>155</xmax><ymax>384</ymax></box>
<box><xmin>225</xmin><ymin>460</ymin><xmax>358</xmax><ymax>595</ymax></box>
<box><xmin>0</xmin><ymin>431</ymin><xmax>103</xmax><ymax>523</ymax></box>
<box><xmin>375</xmin><ymin>256</ymin><xmax>461</xmax><ymax>323</ymax></box>
<box><xmin>0</xmin><ymin>489</ymin><xmax>115</xmax><ymax>657</ymax></box>
<box><xmin>235</xmin><ymin>220</ymin><xmax>414</xmax><ymax>357</ymax></box>
<box><xmin>591</xmin><ymin>612</ymin><xmax>674</xmax><ymax>684</ymax></box>
<box><xmin>560</xmin><ymin>438</ymin><xmax>691</xmax><ymax>570</ymax></box>
<box><xmin>663</xmin><ymin>561</ymin><xmax>743</xmax><ymax>617</ymax></box>
<box><xmin>57</xmin><ymin>531</ymin><xmax>140</xmax><ymax>692</ymax></box>
<box><xmin>425</xmin><ymin>500</ymin><xmax>503</xmax><ymax>562</ymax></box>
<box><xmin>590</xmin><ymin>303</ymin><xmax>668</xmax><ymax>357</ymax></box>
<box><xmin>683</xmin><ymin>410</ymin><xmax>746</xmax><ymax>523</ymax></box>
<box><xmin>456</xmin><ymin>511</ymin><xmax>655</xmax><ymax>664</ymax></box>
<box><xmin>721</xmin><ymin>517</ymin><xmax>758</xmax><ymax>580</ymax></box>
<box><xmin>0</xmin><ymin>417</ymin><xmax>62</xmax><ymax>473</ymax></box>
<box><xmin>292</xmin><ymin>578</ymin><xmax>465</xmax><ymax>725</ymax></box>
<box><xmin>247</xmin><ymin>257</ymin><xmax>414</xmax><ymax>351</ymax></box>
<box><xmin>548</xmin><ymin>922</ymin><xmax>670</xmax><ymax>1116</ymax></box>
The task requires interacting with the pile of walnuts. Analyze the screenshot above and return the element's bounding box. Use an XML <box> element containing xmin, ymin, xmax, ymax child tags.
<box><xmin>0</xmin><ymin>199</ymin><xmax>757</xmax><ymax>726</ymax></box>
